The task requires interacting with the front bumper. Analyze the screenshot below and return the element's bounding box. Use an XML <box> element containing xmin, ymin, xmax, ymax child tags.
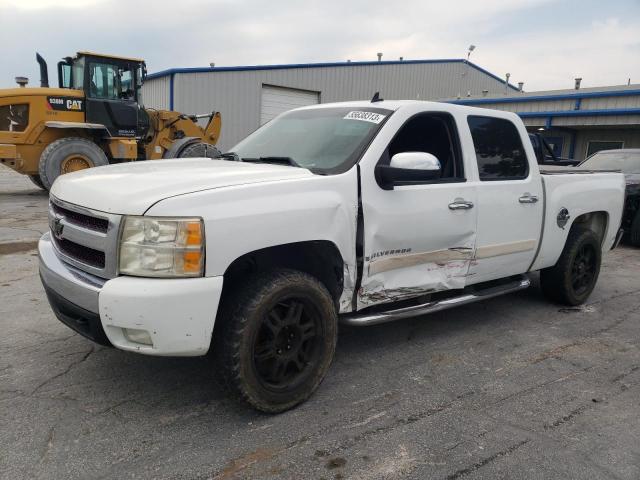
<box><xmin>41</xmin><ymin>283</ymin><xmax>112</xmax><ymax>346</ymax></box>
<box><xmin>39</xmin><ymin>233</ymin><xmax>224</xmax><ymax>356</ymax></box>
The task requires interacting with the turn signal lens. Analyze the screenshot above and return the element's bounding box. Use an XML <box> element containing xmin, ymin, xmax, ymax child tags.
<box><xmin>185</xmin><ymin>222</ymin><xmax>202</xmax><ymax>246</ymax></box>
<box><xmin>119</xmin><ymin>217</ymin><xmax>205</xmax><ymax>277</ymax></box>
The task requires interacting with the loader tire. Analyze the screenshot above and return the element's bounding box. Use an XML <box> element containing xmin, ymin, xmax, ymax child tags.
<box><xmin>39</xmin><ymin>137</ymin><xmax>109</xmax><ymax>191</ymax></box>
<box><xmin>215</xmin><ymin>269</ymin><xmax>337</xmax><ymax>413</ymax></box>
<box><xmin>28</xmin><ymin>175</ymin><xmax>46</xmax><ymax>191</ymax></box>
<box><xmin>630</xmin><ymin>210</ymin><xmax>640</xmax><ymax>247</ymax></box>
<box><xmin>178</xmin><ymin>142</ymin><xmax>221</xmax><ymax>159</ymax></box>
<box><xmin>540</xmin><ymin>227</ymin><xmax>601</xmax><ymax>306</ymax></box>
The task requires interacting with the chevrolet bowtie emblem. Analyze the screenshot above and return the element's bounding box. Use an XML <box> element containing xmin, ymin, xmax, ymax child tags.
<box><xmin>52</xmin><ymin>214</ymin><xmax>64</xmax><ymax>239</ymax></box>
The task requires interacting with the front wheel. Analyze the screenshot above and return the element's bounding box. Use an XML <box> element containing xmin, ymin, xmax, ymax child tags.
<box><xmin>216</xmin><ymin>269</ymin><xmax>337</xmax><ymax>413</ymax></box>
<box><xmin>540</xmin><ymin>227</ymin><xmax>602</xmax><ymax>305</ymax></box>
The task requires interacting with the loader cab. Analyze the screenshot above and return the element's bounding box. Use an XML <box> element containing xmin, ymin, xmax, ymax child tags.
<box><xmin>58</xmin><ymin>52</ymin><xmax>147</xmax><ymax>138</ymax></box>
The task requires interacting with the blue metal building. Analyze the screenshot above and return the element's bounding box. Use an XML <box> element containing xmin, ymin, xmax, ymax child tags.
<box><xmin>141</xmin><ymin>58</ymin><xmax>516</xmax><ymax>151</ymax></box>
<box><xmin>450</xmin><ymin>84</ymin><xmax>640</xmax><ymax>160</ymax></box>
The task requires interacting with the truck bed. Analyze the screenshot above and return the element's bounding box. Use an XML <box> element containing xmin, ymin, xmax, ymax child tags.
<box><xmin>530</xmin><ymin>169</ymin><xmax>625</xmax><ymax>272</ymax></box>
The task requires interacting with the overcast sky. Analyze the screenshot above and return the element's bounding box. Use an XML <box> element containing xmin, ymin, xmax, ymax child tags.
<box><xmin>1</xmin><ymin>0</ymin><xmax>639</xmax><ymax>92</ymax></box>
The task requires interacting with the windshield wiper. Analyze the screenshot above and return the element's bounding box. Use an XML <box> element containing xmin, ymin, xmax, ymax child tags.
<box><xmin>242</xmin><ymin>156</ymin><xmax>300</xmax><ymax>168</ymax></box>
<box><xmin>216</xmin><ymin>151</ymin><xmax>241</xmax><ymax>161</ymax></box>
<box><xmin>216</xmin><ymin>153</ymin><xmax>302</xmax><ymax>168</ymax></box>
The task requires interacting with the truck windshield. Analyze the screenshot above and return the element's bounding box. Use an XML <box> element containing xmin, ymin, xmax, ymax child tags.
<box><xmin>230</xmin><ymin>107</ymin><xmax>392</xmax><ymax>174</ymax></box>
<box><xmin>580</xmin><ymin>151</ymin><xmax>640</xmax><ymax>174</ymax></box>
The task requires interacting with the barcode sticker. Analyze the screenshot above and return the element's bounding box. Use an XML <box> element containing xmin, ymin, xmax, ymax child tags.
<box><xmin>343</xmin><ymin>111</ymin><xmax>386</xmax><ymax>124</ymax></box>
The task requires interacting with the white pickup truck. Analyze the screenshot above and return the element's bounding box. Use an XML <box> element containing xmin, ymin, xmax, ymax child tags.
<box><xmin>39</xmin><ymin>100</ymin><xmax>625</xmax><ymax>412</ymax></box>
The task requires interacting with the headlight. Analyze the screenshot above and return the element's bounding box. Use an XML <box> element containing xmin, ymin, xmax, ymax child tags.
<box><xmin>118</xmin><ymin>216</ymin><xmax>204</xmax><ymax>277</ymax></box>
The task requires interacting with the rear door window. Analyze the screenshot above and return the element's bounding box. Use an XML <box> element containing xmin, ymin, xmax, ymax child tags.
<box><xmin>468</xmin><ymin>116</ymin><xmax>529</xmax><ymax>180</ymax></box>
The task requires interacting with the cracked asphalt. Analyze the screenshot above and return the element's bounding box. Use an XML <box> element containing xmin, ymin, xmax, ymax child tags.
<box><xmin>1</xmin><ymin>165</ymin><xmax>640</xmax><ymax>479</ymax></box>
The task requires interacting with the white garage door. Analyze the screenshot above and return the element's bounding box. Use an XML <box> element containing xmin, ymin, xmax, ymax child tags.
<box><xmin>260</xmin><ymin>85</ymin><xmax>320</xmax><ymax>125</ymax></box>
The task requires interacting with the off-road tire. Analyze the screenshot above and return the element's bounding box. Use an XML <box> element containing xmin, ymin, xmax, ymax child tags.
<box><xmin>28</xmin><ymin>174</ymin><xmax>46</xmax><ymax>190</ymax></box>
<box><xmin>178</xmin><ymin>142</ymin><xmax>221</xmax><ymax>159</ymax></box>
<box><xmin>38</xmin><ymin>137</ymin><xmax>109</xmax><ymax>191</ymax></box>
<box><xmin>540</xmin><ymin>227</ymin><xmax>601</xmax><ymax>306</ymax></box>
<box><xmin>215</xmin><ymin>269</ymin><xmax>338</xmax><ymax>413</ymax></box>
<box><xmin>630</xmin><ymin>210</ymin><xmax>640</xmax><ymax>247</ymax></box>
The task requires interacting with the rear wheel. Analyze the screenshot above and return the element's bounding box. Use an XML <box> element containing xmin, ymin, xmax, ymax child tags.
<box><xmin>28</xmin><ymin>174</ymin><xmax>46</xmax><ymax>190</ymax></box>
<box><xmin>216</xmin><ymin>269</ymin><xmax>337</xmax><ymax>413</ymax></box>
<box><xmin>38</xmin><ymin>137</ymin><xmax>109</xmax><ymax>190</ymax></box>
<box><xmin>178</xmin><ymin>142</ymin><xmax>221</xmax><ymax>159</ymax></box>
<box><xmin>540</xmin><ymin>227</ymin><xmax>601</xmax><ymax>305</ymax></box>
<box><xmin>630</xmin><ymin>210</ymin><xmax>640</xmax><ymax>247</ymax></box>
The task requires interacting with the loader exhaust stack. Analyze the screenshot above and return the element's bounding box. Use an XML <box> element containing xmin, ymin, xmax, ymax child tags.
<box><xmin>36</xmin><ymin>52</ymin><xmax>49</xmax><ymax>88</ymax></box>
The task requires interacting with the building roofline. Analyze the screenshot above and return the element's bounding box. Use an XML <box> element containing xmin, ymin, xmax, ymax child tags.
<box><xmin>449</xmin><ymin>88</ymin><xmax>640</xmax><ymax>105</ymax></box>
<box><xmin>146</xmin><ymin>58</ymin><xmax>520</xmax><ymax>91</ymax></box>
<box><xmin>517</xmin><ymin>107</ymin><xmax>640</xmax><ymax>118</ymax></box>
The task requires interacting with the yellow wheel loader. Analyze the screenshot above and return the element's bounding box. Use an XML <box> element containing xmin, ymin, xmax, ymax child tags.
<box><xmin>0</xmin><ymin>52</ymin><xmax>222</xmax><ymax>190</ymax></box>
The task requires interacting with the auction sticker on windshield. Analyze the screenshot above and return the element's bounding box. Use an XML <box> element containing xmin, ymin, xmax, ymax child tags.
<box><xmin>344</xmin><ymin>111</ymin><xmax>386</xmax><ymax>124</ymax></box>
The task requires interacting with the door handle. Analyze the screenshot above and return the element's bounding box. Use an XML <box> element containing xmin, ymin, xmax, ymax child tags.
<box><xmin>448</xmin><ymin>198</ymin><xmax>474</xmax><ymax>210</ymax></box>
<box><xmin>519</xmin><ymin>193</ymin><xmax>539</xmax><ymax>204</ymax></box>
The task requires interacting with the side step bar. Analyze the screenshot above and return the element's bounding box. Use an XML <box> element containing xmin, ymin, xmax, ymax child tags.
<box><xmin>340</xmin><ymin>275</ymin><xmax>531</xmax><ymax>327</ymax></box>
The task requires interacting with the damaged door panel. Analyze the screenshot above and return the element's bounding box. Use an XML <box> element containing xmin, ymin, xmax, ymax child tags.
<box><xmin>359</xmin><ymin>225</ymin><xmax>477</xmax><ymax>307</ymax></box>
<box><xmin>357</xmin><ymin>112</ymin><xmax>478</xmax><ymax>309</ymax></box>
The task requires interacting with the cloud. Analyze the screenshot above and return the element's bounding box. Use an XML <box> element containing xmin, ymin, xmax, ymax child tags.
<box><xmin>1</xmin><ymin>0</ymin><xmax>638</xmax><ymax>91</ymax></box>
<box><xmin>0</xmin><ymin>0</ymin><xmax>104</xmax><ymax>9</ymax></box>
<box><xmin>475</xmin><ymin>16</ymin><xmax>640</xmax><ymax>90</ymax></box>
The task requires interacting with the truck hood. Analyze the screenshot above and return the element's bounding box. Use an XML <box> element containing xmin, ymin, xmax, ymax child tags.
<box><xmin>50</xmin><ymin>158</ymin><xmax>314</xmax><ymax>215</ymax></box>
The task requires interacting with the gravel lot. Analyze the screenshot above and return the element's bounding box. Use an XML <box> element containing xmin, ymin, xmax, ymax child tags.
<box><xmin>1</xmin><ymin>165</ymin><xmax>640</xmax><ymax>480</ymax></box>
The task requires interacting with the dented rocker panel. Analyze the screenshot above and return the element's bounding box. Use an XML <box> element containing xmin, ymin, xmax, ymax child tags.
<box><xmin>343</xmin><ymin>275</ymin><xmax>531</xmax><ymax>326</ymax></box>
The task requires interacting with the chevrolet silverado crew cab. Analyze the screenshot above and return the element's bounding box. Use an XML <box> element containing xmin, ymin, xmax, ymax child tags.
<box><xmin>39</xmin><ymin>100</ymin><xmax>625</xmax><ymax>412</ymax></box>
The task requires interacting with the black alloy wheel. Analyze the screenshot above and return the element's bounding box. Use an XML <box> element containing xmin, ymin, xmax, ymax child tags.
<box><xmin>540</xmin><ymin>227</ymin><xmax>602</xmax><ymax>306</ymax></box>
<box><xmin>571</xmin><ymin>244</ymin><xmax>597</xmax><ymax>297</ymax></box>
<box><xmin>216</xmin><ymin>269</ymin><xmax>338</xmax><ymax>413</ymax></box>
<box><xmin>253</xmin><ymin>298</ymin><xmax>322</xmax><ymax>391</ymax></box>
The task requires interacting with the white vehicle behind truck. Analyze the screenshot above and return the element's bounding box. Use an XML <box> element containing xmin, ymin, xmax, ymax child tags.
<box><xmin>39</xmin><ymin>100</ymin><xmax>625</xmax><ymax>412</ymax></box>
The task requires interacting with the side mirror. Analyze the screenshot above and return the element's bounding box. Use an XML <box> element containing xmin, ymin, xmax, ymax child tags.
<box><xmin>376</xmin><ymin>152</ymin><xmax>442</xmax><ymax>190</ymax></box>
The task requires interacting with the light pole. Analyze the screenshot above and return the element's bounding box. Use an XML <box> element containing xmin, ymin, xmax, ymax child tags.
<box><xmin>460</xmin><ymin>44</ymin><xmax>476</xmax><ymax>98</ymax></box>
<box><xmin>467</xmin><ymin>44</ymin><xmax>476</xmax><ymax>62</ymax></box>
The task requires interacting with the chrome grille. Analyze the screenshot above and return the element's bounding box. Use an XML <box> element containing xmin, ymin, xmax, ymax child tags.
<box><xmin>48</xmin><ymin>196</ymin><xmax>122</xmax><ymax>279</ymax></box>
<box><xmin>50</xmin><ymin>202</ymin><xmax>109</xmax><ymax>233</ymax></box>
<box><xmin>54</xmin><ymin>237</ymin><xmax>106</xmax><ymax>269</ymax></box>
